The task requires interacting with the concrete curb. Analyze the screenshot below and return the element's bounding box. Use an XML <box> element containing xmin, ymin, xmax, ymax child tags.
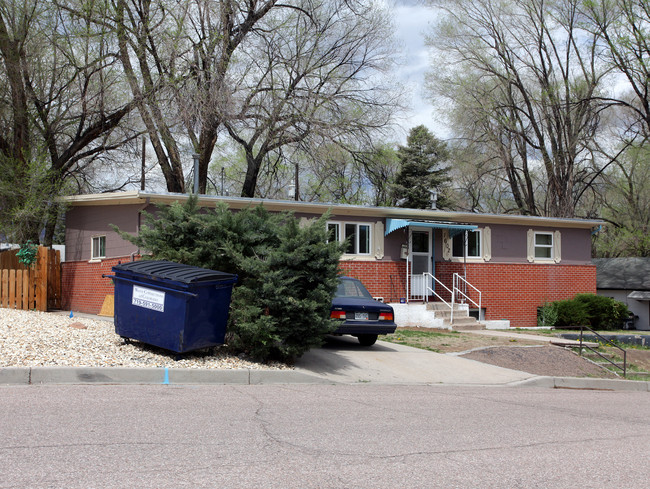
<box><xmin>0</xmin><ymin>367</ymin><xmax>330</xmax><ymax>386</ymax></box>
<box><xmin>0</xmin><ymin>368</ymin><xmax>30</xmax><ymax>385</ymax></box>
<box><xmin>1</xmin><ymin>366</ymin><xmax>648</xmax><ymax>390</ymax></box>
<box><xmin>511</xmin><ymin>375</ymin><xmax>650</xmax><ymax>391</ymax></box>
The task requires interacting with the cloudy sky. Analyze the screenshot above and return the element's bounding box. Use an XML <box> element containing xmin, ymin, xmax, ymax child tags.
<box><xmin>390</xmin><ymin>1</ymin><xmax>447</xmax><ymax>142</ymax></box>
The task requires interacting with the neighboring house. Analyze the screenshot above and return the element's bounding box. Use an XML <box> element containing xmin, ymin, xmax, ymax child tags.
<box><xmin>593</xmin><ymin>258</ymin><xmax>650</xmax><ymax>331</ymax></box>
<box><xmin>62</xmin><ymin>191</ymin><xmax>601</xmax><ymax>328</ymax></box>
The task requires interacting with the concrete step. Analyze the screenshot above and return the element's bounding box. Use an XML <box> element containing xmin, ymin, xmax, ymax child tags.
<box><xmin>432</xmin><ymin>309</ymin><xmax>455</xmax><ymax>319</ymax></box>
<box><xmin>451</xmin><ymin>323</ymin><xmax>484</xmax><ymax>331</ymax></box>
<box><xmin>550</xmin><ymin>339</ymin><xmax>600</xmax><ymax>348</ymax></box>
<box><xmin>425</xmin><ymin>302</ymin><xmax>467</xmax><ymax>312</ymax></box>
<box><xmin>445</xmin><ymin>316</ymin><xmax>484</xmax><ymax>331</ymax></box>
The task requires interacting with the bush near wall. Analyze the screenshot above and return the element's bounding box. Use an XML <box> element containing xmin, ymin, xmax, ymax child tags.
<box><xmin>539</xmin><ymin>294</ymin><xmax>629</xmax><ymax>330</ymax></box>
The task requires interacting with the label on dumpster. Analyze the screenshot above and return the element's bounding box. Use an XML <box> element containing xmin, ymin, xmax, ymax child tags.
<box><xmin>132</xmin><ymin>285</ymin><xmax>165</xmax><ymax>312</ymax></box>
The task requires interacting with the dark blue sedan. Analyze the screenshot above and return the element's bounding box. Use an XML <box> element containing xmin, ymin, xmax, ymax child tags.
<box><xmin>330</xmin><ymin>276</ymin><xmax>396</xmax><ymax>346</ymax></box>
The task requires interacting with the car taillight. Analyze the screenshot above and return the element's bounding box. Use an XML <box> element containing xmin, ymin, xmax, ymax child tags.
<box><xmin>379</xmin><ymin>312</ymin><xmax>393</xmax><ymax>321</ymax></box>
<box><xmin>330</xmin><ymin>310</ymin><xmax>346</xmax><ymax>319</ymax></box>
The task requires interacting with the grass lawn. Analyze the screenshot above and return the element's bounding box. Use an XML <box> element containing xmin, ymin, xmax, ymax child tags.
<box><xmin>382</xmin><ymin>328</ymin><xmax>543</xmax><ymax>354</ymax></box>
<box><xmin>381</xmin><ymin>327</ymin><xmax>650</xmax><ymax>380</ymax></box>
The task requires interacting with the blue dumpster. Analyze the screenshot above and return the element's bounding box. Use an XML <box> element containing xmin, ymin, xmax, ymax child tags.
<box><xmin>109</xmin><ymin>261</ymin><xmax>237</xmax><ymax>354</ymax></box>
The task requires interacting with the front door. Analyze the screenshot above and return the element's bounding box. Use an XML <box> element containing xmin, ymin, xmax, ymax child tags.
<box><xmin>410</xmin><ymin>229</ymin><xmax>432</xmax><ymax>299</ymax></box>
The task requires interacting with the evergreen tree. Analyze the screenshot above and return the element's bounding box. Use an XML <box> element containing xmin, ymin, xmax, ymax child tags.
<box><xmin>392</xmin><ymin>125</ymin><xmax>452</xmax><ymax>209</ymax></box>
<box><xmin>115</xmin><ymin>196</ymin><xmax>344</xmax><ymax>363</ymax></box>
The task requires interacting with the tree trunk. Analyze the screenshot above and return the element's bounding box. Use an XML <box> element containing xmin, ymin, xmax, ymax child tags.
<box><xmin>241</xmin><ymin>151</ymin><xmax>263</xmax><ymax>197</ymax></box>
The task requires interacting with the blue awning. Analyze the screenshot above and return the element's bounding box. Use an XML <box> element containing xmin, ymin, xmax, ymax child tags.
<box><xmin>385</xmin><ymin>218</ymin><xmax>478</xmax><ymax>237</ymax></box>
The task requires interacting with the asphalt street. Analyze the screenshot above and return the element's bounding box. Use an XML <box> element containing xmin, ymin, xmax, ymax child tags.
<box><xmin>1</xmin><ymin>384</ymin><xmax>649</xmax><ymax>488</ymax></box>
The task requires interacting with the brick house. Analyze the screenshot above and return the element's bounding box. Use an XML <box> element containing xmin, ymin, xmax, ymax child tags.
<box><xmin>62</xmin><ymin>191</ymin><xmax>600</xmax><ymax>328</ymax></box>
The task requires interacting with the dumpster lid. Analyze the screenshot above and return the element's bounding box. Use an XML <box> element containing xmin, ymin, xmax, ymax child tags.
<box><xmin>113</xmin><ymin>260</ymin><xmax>236</xmax><ymax>284</ymax></box>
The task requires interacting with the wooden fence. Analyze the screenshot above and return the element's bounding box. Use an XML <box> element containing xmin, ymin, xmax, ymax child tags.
<box><xmin>0</xmin><ymin>247</ymin><xmax>61</xmax><ymax>311</ymax></box>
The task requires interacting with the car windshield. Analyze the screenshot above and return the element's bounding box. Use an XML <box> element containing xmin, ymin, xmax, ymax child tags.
<box><xmin>335</xmin><ymin>278</ymin><xmax>374</xmax><ymax>299</ymax></box>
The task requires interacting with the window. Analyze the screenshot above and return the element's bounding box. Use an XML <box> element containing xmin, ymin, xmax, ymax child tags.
<box><xmin>442</xmin><ymin>227</ymin><xmax>491</xmax><ymax>262</ymax></box>
<box><xmin>527</xmin><ymin>229</ymin><xmax>561</xmax><ymax>263</ymax></box>
<box><xmin>412</xmin><ymin>231</ymin><xmax>429</xmax><ymax>253</ymax></box>
<box><xmin>327</xmin><ymin>221</ymin><xmax>371</xmax><ymax>255</ymax></box>
<box><xmin>534</xmin><ymin>232</ymin><xmax>553</xmax><ymax>259</ymax></box>
<box><xmin>345</xmin><ymin>223</ymin><xmax>357</xmax><ymax>254</ymax></box>
<box><xmin>452</xmin><ymin>230</ymin><xmax>481</xmax><ymax>258</ymax></box>
<box><xmin>91</xmin><ymin>236</ymin><xmax>106</xmax><ymax>260</ymax></box>
<box><xmin>327</xmin><ymin>223</ymin><xmax>340</xmax><ymax>243</ymax></box>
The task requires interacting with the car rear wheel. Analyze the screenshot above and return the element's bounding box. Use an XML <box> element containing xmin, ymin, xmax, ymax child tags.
<box><xmin>357</xmin><ymin>334</ymin><xmax>378</xmax><ymax>346</ymax></box>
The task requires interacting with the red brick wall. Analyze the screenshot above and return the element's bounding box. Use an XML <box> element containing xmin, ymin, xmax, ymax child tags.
<box><xmin>63</xmin><ymin>257</ymin><xmax>596</xmax><ymax>327</ymax></box>
<box><xmin>436</xmin><ymin>262</ymin><xmax>597</xmax><ymax>328</ymax></box>
<box><xmin>62</xmin><ymin>258</ymin><xmax>127</xmax><ymax>314</ymax></box>
<box><xmin>339</xmin><ymin>260</ymin><xmax>595</xmax><ymax>328</ymax></box>
<box><xmin>339</xmin><ymin>261</ymin><xmax>407</xmax><ymax>303</ymax></box>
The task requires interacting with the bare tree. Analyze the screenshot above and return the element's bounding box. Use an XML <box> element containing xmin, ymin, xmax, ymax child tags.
<box><xmin>593</xmin><ymin>144</ymin><xmax>650</xmax><ymax>256</ymax></box>
<box><xmin>0</xmin><ymin>0</ymin><xmax>136</xmax><ymax>244</ymax></box>
<box><xmin>223</xmin><ymin>0</ymin><xmax>400</xmax><ymax>197</ymax></box>
<box><xmin>583</xmin><ymin>0</ymin><xmax>650</xmax><ymax>141</ymax></box>
<box><xmin>301</xmin><ymin>142</ymin><xmax>368</xmax><ymax>204</ymax></box>
<box><xmin>427</xmin><ymin>0</ymin><xmax>607</xmax><ymax>217</ymax></box>
<box><xmin>112</xmin><ymin>0</ymin><xmax>305</xmax><ymax>194</ymax></box>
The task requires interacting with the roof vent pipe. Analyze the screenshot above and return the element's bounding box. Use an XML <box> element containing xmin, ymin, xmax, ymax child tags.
<box><xmin>430</xmin><ymin>190</ymin><xmax>438</xmax><ymax>209</ymax></box>
<box><xmin>192</xmin><ymin>154</ymin><xmax>200</xmax><ymax>194</ymax></box>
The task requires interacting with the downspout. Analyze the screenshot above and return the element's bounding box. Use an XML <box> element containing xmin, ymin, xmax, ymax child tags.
<box><xmin>406</xmin><ymin>228</ymin><xmax>411</xmax><ymax>303</ymax></box>
<box><xmin>431</xmin><ymin>230</ymin><xmax>435</xmax><ymax>301</ymax></box>
<box><xmin>463</xmin><ymin>230</ymin><xmax>467</xmax><ymax>282</ymax></box>
<box><xmin>460</xmin><ymin>230</ymin><xmax>468</xmax><ymax>306</ymax></box>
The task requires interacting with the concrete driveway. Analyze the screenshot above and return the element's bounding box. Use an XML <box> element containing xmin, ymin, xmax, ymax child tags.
<box><xmin>295</xmin><ymin>335</ymin><xmax>535</xmax><ymax>385</ymax></box>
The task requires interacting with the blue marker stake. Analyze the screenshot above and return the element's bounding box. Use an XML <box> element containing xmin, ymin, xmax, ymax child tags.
<box><xmin>163</xmin><ymin>367</ymin><xmax>169</xmax><ymax>385</ymax></box>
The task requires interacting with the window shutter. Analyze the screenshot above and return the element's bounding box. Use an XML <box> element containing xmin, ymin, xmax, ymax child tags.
<box><xmin>482</xmin><ymin>227</ymin><xmax>491</xmax><ymax>261</ymax></box>
<box><xmin>299</xmin><ymin>217</ymin><xmax>312</xmax><ymax>228</ymax></box>
<box><xmin>527</xmin><ymin>229</ymin><xmax>534</xmax><ymax>262</ymax></box>
<box><xmin>442</xmin><ymin>229</ymin><xmax>451</xmax><ymax>260</ymax></box>
<box><xmin>553</xmin><ymin>231</ymin><xmax>562</xmax><ymax>263</ymax></box>
<box><xmin>374</xmin><ymin>221</ymin><xmax>384</xmax><ymax>259</ymax></box>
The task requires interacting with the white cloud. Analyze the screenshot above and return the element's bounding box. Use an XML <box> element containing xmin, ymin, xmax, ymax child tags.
<box><xmin>390</xmin><ymin>2</ymin><xmax>449</xmax><ymax>141</ymax></box>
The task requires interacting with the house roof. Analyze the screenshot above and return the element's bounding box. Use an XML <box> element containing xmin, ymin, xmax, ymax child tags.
<box><xmin>62</xmin><ymin>190</ymin><xmax>603</xmax><ymax>230</ymax></box>
<box><xmin>593</xmin><ymin>258</ymin><xmax>650</xmax><ymax>290</ymax></box>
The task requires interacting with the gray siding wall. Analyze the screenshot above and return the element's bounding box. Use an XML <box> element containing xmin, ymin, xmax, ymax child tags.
<box><xmin>383</xmin><ymin>223</ymin><xmax>592</xmax><ymax>264</ymax></box>
<box><xmin>490</xmin><ymin>224</ymin><xmax>591</xmax><ymax>264</ymax></box>
<box><xmin>65</xmin><ymin>205</ymin><xmax>142</xmax><ymax>262</ymax></box>
<box><xmin>65</xmin><ymin>203</ymin><xmax>593</xmax><ymax>265</ymax></box>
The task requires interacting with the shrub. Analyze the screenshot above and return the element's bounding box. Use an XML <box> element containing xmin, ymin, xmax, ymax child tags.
<box><xmin>537</xmin><ymin>302</ymin><xmax>558</xmax><ymax>327</ymax></box>
<box><xmin>553</xmin><ymin>298</ymin><xmax>589</xmax><ymax>327</ymax></box>
<box><xmin>116</xmin><ymin>196</ymin><xmax>344</xmax><ymax>363</ymax></box>
<box><xmin>228</xmin><ymin>217</ymin><xmax>343</xmax><ymax>361</ymax></box>
<box><xmin>542</xmin><ymin>294</ymin><xmax>630</xmax><ymax>330</ymax></box>
<box><xmin>572</xmin><ymin>294</ymin><xmax>629</xmax><ymax>330</ymax></box>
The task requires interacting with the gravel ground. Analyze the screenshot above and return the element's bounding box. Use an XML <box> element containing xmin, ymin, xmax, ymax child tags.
<box><xmin>460</xmin><ymin>345</ymin><xmax>619</xmax><ymax>378</ymax></box>
<box><xmin>0</xmin><ymin>309</ymin><xmax>628</xmax><ymax>379</ymax></box>
<box><xmin>0</xmin><ymin>309</ymin><xmax>286</xmax><ymax>370</ymax></box>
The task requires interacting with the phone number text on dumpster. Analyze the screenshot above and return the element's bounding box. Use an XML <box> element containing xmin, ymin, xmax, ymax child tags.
<box><xmin>132</xmin><ymin>285</ymin><xmax>165</xmax><ymax>312</ymax></box>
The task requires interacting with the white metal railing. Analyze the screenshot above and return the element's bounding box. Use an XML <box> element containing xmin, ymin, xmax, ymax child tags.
<box><xmin>423</xmin><ymin>272</ymin><xmax>453</xmax><ymax>307</ymax></box>
<box><xmin>412</xmin><ymin>272</ymin><xmax>482</xmax><ymax>325</ymax></box>
<box><xmin>422</xmin><ymin>272</ymin><xmax>457</xmax><ymax>322</ymax></box>
<box><xmin>453</xmin><ymin>273</ymin><xmax>482</xmax><ymax>318</ymax></box>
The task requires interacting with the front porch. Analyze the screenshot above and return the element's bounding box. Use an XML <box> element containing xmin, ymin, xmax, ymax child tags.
<box><xmin>385</xmin><ymin>219</ymin><xmax>492</xmax><ymax>330</ymax></box>
<box><xmin>390</xmin><ymin>301</ymin><xmax>510</xmax><ymax>330</ymax></box>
